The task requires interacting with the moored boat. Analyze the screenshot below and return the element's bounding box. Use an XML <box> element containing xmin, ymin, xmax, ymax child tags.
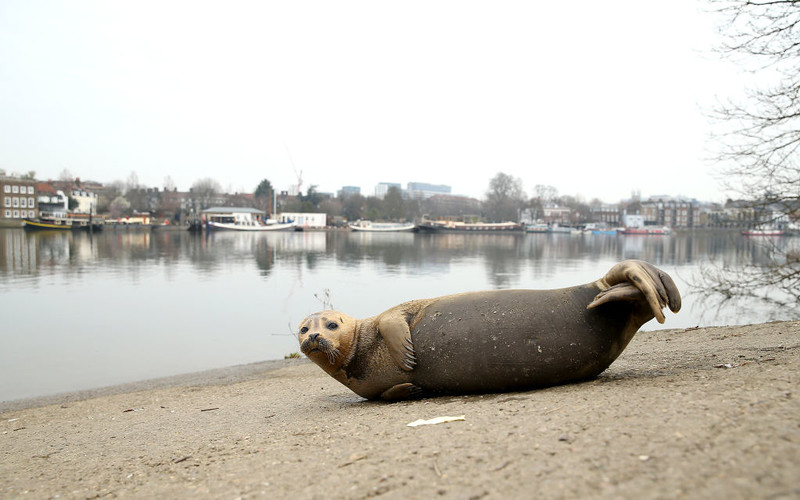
<box><xmin>23</xmin><ymin>214</ymin><xmax>104</xmax><ymax>231</ymax></box>
<box><xmin>202</xmin><ymin>207</ymin><xmax>296</xmax><ymax>232</ymax></box>
<box><xmin>741</xmin><ymin>228</ymin><xmax>785</xmax><ymax>236</ymax></box>
<box><xmin>349</xmin><ymin>220</ymin><xmax>417</xmax><ymax>232</ymax></box>
<box><xmin>526</xmin><ymin>223</ymin><xmax>574</xmax><ymax>234</ymax></box>
<box><xmin>206</xmin><ymin>220</ymin><xmax>296</xmax><ymax>232</ymax></box>
<box><xmin>418</xmin><ymin>219</ymin><xmax>524</xmax><ymax>233</ymax></box>
<box><xmin>619</xmin><ymin>227</ymin><xmax>671</xmax><ymax>235</ymax></box>
<box><xmin>526</xmin><ymin>224</ymin><xmax>549</xmax><ymax>233</ymax></box>
<box><xmin>582</xmin><ymin>223</ymin><xmax>617</xmax><ymax>235</ymax></box>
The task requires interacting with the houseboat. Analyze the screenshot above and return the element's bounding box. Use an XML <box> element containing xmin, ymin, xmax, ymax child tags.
<box><xmin>619</xmin><ymin>226</ymin><xmax>671</xmax><ymax>235</ymax></box>
<box><xmin>582</xmin><ymin>223</ymin><xmax>617</xmax><ymax>235</ymax></box>
<box><xmin>202</xmin><ymin>207</ymin><xmax>295</xmax><ymax>232</ymax></box>
<box><xmin>525</xmin><ymin>223</ymin><xmax>574</xmax><ymax>234</ymax></box>
<box><xmin>23</xmin><ymin>213</ymin><xmax>104</xmax><ymax>231</ymax></box>
<box><xmin>349</xmin><ymin>220</ymin><xmax>417</xmax><ymax>232</ymax></box>
<box><xmin>742</xmin><ymin>227</ymin><xmax>785</xmax><ymax>236</ymax></box>
<box><xmin>418</xmin><ymin>219</ymin><xmax>524</xmax><ymax>233</ymax></box>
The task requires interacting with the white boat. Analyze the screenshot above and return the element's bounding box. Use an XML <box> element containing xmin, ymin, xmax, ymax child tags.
<box><xmin>202</xmin><ymin>207</ymin><xmax>296</xmax><ymax>232</ymax></box>
<box><xmin>526</xmin><ymin>223</ymin><xmax>577</xmax><ymax>234</ymax></box>
<box><xmin>349</xmin><ymin>220</ymin><xmax>417</xmax><ymax>232</ymax></box>
<box><xmin>526</xmin><ymin>224</ymin><xmax>549</xmax><ymax>233</ymax></box>
<box><xmin>741</xmin><ymin>227</ymin><xmax>785</xmax><ymax>236</ymax></box>
<box><xmin>206</xmin><ymin>220</ymin><xmax>296</xmax><ymax>231</ymax></box>
<box><xmin>583</xmin><ymin>223</ymin><xmax>618</xmax><ymax>235</ymax></box>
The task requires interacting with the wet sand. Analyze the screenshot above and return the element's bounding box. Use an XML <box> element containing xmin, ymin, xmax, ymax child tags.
<box><xmin>2</xmin><ymin>321</ymin><xmax>798</xmax><ymax>499</ymax></box>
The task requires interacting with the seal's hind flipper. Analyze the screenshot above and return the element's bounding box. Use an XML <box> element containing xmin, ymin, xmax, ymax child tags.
<box><xmin>593</xmin><ymin>260</ymin><xmax>682</xmax><ymax>324</ymax></box>
<box><xmin>588</xmin><ymin>283</ymin><xmax>645</xmax><ymax>308</ymax></box>
<box><xmin>377</xmin><ymin>316</ymin><xmax>417</xmax><ymax>371</ymax></box>
<box><xmin>380</xmin><ymin>383</ymin><xmax>424</xmax><ymax>401</ymax></box>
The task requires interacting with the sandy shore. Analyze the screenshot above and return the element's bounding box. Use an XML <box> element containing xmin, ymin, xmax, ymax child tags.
<box><xmin>1</xmin><ymin>321</ymin><xmax>798</xmax><ymax>499</ymax></box>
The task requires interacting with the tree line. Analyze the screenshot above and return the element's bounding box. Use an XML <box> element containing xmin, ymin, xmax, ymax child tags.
<box><xmin>86</xmin><ymin>170</ymin><xmax>620</xmax><ymax>224</ymax></box>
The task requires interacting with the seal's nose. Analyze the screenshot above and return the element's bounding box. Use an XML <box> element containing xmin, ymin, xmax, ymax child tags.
<box><xmin>308</xmin><ymin>333</ymin><xmax>320</xmax><ymax>342</ymax></box>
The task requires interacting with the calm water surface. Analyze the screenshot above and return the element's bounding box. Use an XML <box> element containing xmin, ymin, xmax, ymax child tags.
<box><xmin>1</xmin><ymin>228</ymin><xmax>796</xmax><ymax>402</ymax></box>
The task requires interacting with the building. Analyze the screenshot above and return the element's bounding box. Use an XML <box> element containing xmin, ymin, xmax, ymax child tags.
<box><xmin>590</xmin><ymin>205</ymin><xmax>621</xmax><ymax>225</ymax></box>
<box><xmin>542</xmin><ymin>204</ymin><xmax>572</xmax><ymax>224</ymax></box>
<box><xmin>641</xmin><ymin>198</ymin><xmax>696</xmax><ymax>228</ymax></box>
<box><xmin>622</xmin><ymin>214</ymin><xmax>645</xmax><ymax>228</ymax></box>
<box><xmin>36</xmin><ymin>182</ymin><xmax>68</xmax><ymax>219</ymax></box>
<box><xmin>338</xmin><ymin>186</ymin><xmax>361</xmax><ymax>198</ymax></box>
<box><xmin>1</xmin><ymin>175</ymin><xmax>38</xmax><ymax>226</ymax></box>
<box><xmin>667</xmin><ymin>201</ymin><xmax>694</xmax><ymax>228</ymax></box>
<box><xmin>407</xmin><ymin>182</ymin><xmax>450</xmax><ymax>200</ymax></box>
<box><xmin>375</xmin><ymin>182</ymin><xmax>402</xmax><ymax>200</ymax></box>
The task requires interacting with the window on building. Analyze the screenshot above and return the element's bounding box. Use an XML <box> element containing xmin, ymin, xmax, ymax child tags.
<box><xmin>28</xmin><ymin>186</ymin><xmax>34</xmax><ymax>194</ymax></box>
<box><xmin>13</xmin><ymin>210</ymin><xmax>19</xmax><ymax>218</ymax></box>
<box><xmin>3</xmin><ymin>185</ymin><xmax>9</xmax><ymax>193</ymax></box>
<box><xmin>12</xmin><ymin>185</ymin><xmax>19</xmax><ymax>194</ymax></box>
<box><xmin>13</xmin><ymin>198</ymin><xmax>19</xmax><ymax>207</ymax></box>
<box><xmin>4</xmin><ymin>197</ymin><xmax>9</xmax><ymax>207</ymax></box>
<box><xmin>28</xmin><ymin>210</ymin><xmax>35</xmax><ymax>218</ymax></box>
<box><xmin>20</xmin><ymin>198</ymin><xmax>26</xmax><ymax>208</ymax></box>
<box><xmin>28</xmin><ymin>197</ymin><xmax>34</xmax><ymax>207</ymax></box>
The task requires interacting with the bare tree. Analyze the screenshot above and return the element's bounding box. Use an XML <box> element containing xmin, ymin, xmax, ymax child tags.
<box><xmin>191</xmin><ymin>178</ymin><xmax>222</xmax><ymax>210</ymax></box>
<box><xmin>126</xmin><ymin>171</ymin><xmax>140</xmax><ymax>194</ymax></box>
<box><xmin>484</xmin><ymin>173</ymin><xmax>525</xmax><ymax>222</ymax></box>
<box><xmin>58</xmin><ymin>169</ymin><xmax>73</xmax><ymax>183</ymax></box>
<box><xmin>710</xmin><ymin>0</ymin><xmax>800</xmax><ymax>213</ymax></box>
<box><xmin>699</xmin><ymin>0</ymin><xmax>800</xmax><ymax>308</ymax></box>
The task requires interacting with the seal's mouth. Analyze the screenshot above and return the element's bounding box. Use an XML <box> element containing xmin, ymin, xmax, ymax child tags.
<box><xmin>300</xmin><ymin>335</ymin><xmax>331</xmax><ymax>354</ymax></box>
<box><xmin>300</xmin><ymin>336</ymin><xmax>340</xmax><ymax>365</ymax></box>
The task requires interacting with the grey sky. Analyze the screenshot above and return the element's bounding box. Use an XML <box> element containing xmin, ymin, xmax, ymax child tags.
<box><xmin>0</xmin><ymin>1</ymin><xmax>741</xmax><ymax>202</ymax></box>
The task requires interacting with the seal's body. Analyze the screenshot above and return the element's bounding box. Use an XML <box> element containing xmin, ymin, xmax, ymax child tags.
<box><xmin>299</xmin><ymin>260</ymin><xmax>681</xmax><ymax>400</ymax></box>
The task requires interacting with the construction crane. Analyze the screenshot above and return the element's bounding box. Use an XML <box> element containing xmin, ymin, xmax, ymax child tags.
<box><xmin>285</xmin><ymin>144</ymin><xmax>302</xmax><ymax>196</ymax></box>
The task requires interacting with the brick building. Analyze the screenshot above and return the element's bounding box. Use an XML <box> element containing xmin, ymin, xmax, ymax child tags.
<box><xmin>1</xmin><ymin>176</ymin><xmax>38</xmax><ymax>225</ymax></box>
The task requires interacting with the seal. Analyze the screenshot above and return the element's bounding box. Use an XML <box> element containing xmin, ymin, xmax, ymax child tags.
<box><xmin>298</xmin><ymin>259</ymin><xmax>681</xmax><ymax>400</ymax></box>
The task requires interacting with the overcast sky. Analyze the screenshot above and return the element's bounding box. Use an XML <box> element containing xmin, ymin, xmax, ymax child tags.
<box><xmin>0</xmin><ymin>1</ymin><xmax>743</xmax><ymax>203</ymax></box>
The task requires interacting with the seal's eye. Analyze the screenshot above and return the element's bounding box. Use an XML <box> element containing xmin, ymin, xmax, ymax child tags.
<box><xmin>300</xmin><ymin>326</ymin><xmax>309</xmax><ymax>334</ymax></box>
<box><xmin>326</xmin><ymin>322</ymin><xmax>338</xmax><ymax>331</ymax></box>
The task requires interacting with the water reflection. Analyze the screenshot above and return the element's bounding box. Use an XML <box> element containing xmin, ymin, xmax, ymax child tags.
<box><xmin>3</xmin><ymin>228</ymin><xmax>797</xmax><ymax>299</ymax></box>
<box><xmin>5</xmin><ymin>229</ymin><xmax>793</xmax><ymax>279</ymax></box>
<box><xmin>2</xmin><ymin>228</ymin><xmax>797</xmax><ymax>402</ymax></box>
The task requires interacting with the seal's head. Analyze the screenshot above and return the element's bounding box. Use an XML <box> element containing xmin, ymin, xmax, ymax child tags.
<box><xmin>298</xmin><ymin>310</ymin><xmax>358</xmax><ymax>373</ymax></box>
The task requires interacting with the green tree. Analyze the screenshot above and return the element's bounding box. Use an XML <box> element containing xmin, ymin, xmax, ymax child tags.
<box><xmin>255</xmin><ymin>179</ymin><xmax>274</xmax><ymax>216</ymax></box>
<box><xmin>383</xmin><ymin>186</ymin><xmax>405</xmax><ymax>220</ymax></box>
<box><xmin>300</xmin><ymin>185</ymin><xmax>323</xmax><ymax>209</ymax></box>
<box><xmin>342</xmin><ymin>194</ymin><xmax>365</xmax><ymax>221</ymax></box>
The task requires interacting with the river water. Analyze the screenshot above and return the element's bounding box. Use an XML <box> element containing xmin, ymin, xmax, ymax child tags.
<box><xmin>1</xmin><ymin>228</ymin><xmax>797</xmax><ymax>402</ymax></box>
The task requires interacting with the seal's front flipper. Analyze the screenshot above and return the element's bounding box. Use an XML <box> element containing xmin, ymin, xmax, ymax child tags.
<box><xmin>377</xmin><ymin>316</ymin><xmax>417</xmax><ymax>371</ymax></box>
<box><xmin>380</xmin><ymin>383</ymin><xmax>423</xmax><ymax>401</ymax></box>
